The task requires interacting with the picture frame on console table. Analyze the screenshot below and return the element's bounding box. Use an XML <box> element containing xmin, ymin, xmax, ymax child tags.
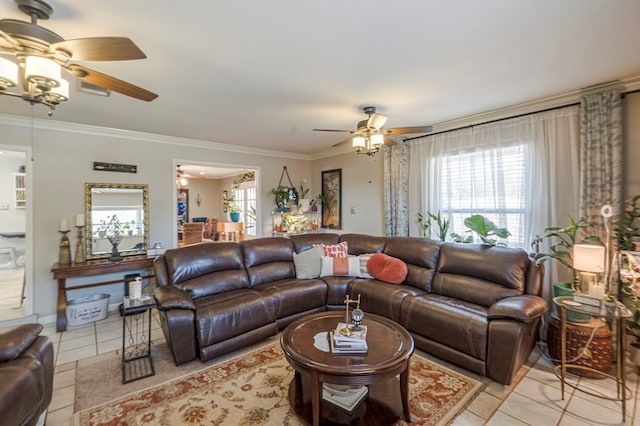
<box><xmin>322</xmin><ymin>168</ymin><xmax>342</xmax><ymax>229</ymax></box>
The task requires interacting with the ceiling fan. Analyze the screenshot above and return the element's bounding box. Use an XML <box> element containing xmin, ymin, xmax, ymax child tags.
<box><xmin>314</xmin><ymin>106</ymin><xmax>432</xmax><ymax>156</ymax></box>
<box><xmin>0</xmin><ymin>0</ymin><xmax>157</xmax><ymax>112</ymax></box>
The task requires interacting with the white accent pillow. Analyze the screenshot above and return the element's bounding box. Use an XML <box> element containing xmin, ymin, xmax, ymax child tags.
<box><xmin>320</xmin><ymin>255</ymin><xmax>361</xmax><ymax>277</ymax></box>
<box><xmin>293</xmin><ymin>246</ymin><xmax>323</xmax><ymax>279</ymax></box>
<box><xmin>357</xmin><ymin>253</ymin><xmax>375</xmax><ymax>279</ymax></box>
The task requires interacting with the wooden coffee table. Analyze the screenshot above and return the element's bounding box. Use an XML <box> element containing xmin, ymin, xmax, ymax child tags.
<box><xmin>280</xmin><ymin>311</ymin><xmax>414</xmax><ymax>425</ymax></box>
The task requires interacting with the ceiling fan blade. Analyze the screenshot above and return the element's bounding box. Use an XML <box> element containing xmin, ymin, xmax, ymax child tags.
<box><xmin>52</xmin><ymin>37</ymin><xmax>146</xmax><ymax>61</ymax></box>
<box><xmin>367</xmin><ymin>113</ymin><xmax>388</xmax><ymax>130</ymax></box>
<box><xmin>67</xmin><ymin>64</ymin><xmax>158</xmax><ymax>101</ymax></box>
<box><xmin>314</xmin><ymin>129</ymin><xmax>354</xmax><ymax>133</ymax></box>
<box><xmin>332</xmin><ymin>135</ymin><xmax>355</xmax><ymax>147</ymax></box>
<box><xmin>385</xmin><ymin>125</ymin><xmax>433</xmax><ymax>135</ymax></box>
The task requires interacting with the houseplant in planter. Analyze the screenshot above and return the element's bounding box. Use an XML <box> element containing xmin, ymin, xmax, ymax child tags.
<box><xmin>310</xmin><ymin>193</ymin><xmax>326</xmax><ymax>213</ymax></box>
<box><xmin>272</xmin><ymin>185</ymin><xmax>297</xmax><ymax>212</ymax></box>
<box><xmin>227</xmin><ymin>195</ymin><xmax>241</xmax><ymax>222</ymax></box>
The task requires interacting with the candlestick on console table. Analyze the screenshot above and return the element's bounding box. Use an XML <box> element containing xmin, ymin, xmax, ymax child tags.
<box><xmin>75</xmin><ymin>225</ymin><xmax>85</xmax><ymax>263</ymax></box>
<box><xmin>59</xmin><ymin>230</ymin><xmax>71</xmax><ymax>266</ymax></box>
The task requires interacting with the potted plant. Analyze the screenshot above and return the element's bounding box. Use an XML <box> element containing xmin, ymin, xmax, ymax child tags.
<box><xmin>298</xmin><ymin>182</ymin><xmax>310</xmax><ymax>212</ymax></box>
<box><xmin>310</xmin><ymin>193</ymin><xmax>326</xmax><ymax>213</ymax></box>
<box><xmin>614</xmin><ymin>195</ymin><xmax>640</xmax><ymax>251</ymax></box>
<box><xmin>227</xmin><ymin>194</ymin><xmax>241</xmax><ymax>222</ymax></box>
<box><xmin>417</xmin><ymin>211</ymin><xmax>450</xmax><ymax>241</ymax></box>
<box><xmin>447</xmin><ymin>214</ymin><xmax>509</xmax><ymax>245</ymax></box>
<box><xmin>272</xmin><ymin>185</ymin><xmax>297</xmax><ymax>212</ymax></box>
<box><xmin>531</xmin><ymin>215</ymin><xmax>599</xmax><ymax>290</ymax></box>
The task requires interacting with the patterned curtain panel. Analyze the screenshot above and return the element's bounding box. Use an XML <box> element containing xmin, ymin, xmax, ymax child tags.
<box><xmin>579</xmin><ymin>89</ymin><xmax>623</xmax><ymax>241</ymax></box>
<box><xmin>383</xmin><ymin>143</ymin><xmax>410</xmax><ymax>236</ymax></box>
<box><xmin>579</xmin><ymin>88</ymin><xmax>623</xmax><ymax>288</ymax></box>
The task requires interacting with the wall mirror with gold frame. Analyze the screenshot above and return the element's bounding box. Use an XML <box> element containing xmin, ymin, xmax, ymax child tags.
<box><xmin>85</xmin><ymin>183</ymin><xmax>149</xmax><ymax>260</ymax></box>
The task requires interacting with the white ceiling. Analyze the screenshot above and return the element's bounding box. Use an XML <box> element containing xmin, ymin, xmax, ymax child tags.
<box><xmin>1</xmin><ymin>0</ymin><xmax>640</xmax><ymax>155</ymax></box>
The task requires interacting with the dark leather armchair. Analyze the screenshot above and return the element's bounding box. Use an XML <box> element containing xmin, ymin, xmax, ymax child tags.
<box><xmin>0</xmin><ymin>323</ymin><xmax>54</xmax><ymax>426</ymax></box>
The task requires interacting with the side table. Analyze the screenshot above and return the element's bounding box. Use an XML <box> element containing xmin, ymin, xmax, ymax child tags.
<box><xmin>553</xmin><ymin>296</ymin><xmax>631</xmax><ymax>421</ymax></box>
<box><xmin>122</xmin><ymin>295</ymin><xmax>156</xmax><ymax>384</ymax></box>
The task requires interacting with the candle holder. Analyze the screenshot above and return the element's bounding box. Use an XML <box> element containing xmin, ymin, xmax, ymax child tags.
<box><xmin>75</xmin><ymin>225</ymin><xmax>85</xmax><ymax>263</ymax></box>
<box><xmin>59</xmin><ymin>230</ymin><xmax>71</xmax><ymax>266</ymax></box>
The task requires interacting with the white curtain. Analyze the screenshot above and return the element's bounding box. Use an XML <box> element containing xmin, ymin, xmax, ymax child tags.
<box><xmin>405</xmin><ymin>106</ymin><xmax>581</xmax><ymax>299</ymax></box>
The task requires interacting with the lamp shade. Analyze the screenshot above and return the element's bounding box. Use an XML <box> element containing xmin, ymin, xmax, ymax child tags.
<box><xmin>352</xmin><ymin>136</ymin><xmax>365</xmax><ymax>149</ymax></box>
<box><xmin>49</xmin><ymin>78</ymin><xmax>69</xmax><ymax>101</ymax></box>
<box><xmin>24</xmin><ymin>56</ymin><xmax>61</xmax><ymax>88</ymax></box>
<box><xmin>0</xmin><ymin>57</ymin><xmax>18</xmax><ymax>88</ymax></box>
<box><xmin>573</xmin><ymin>243</ymin><xmax>605</xmax><ymax>273</ymax></box>
<box><xmin>370</xmin><ymin>134</ymin><xmax>384</xmax><ymax>148</ymax></box>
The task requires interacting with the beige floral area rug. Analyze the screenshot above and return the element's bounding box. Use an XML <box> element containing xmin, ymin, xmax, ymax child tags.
<box><xmin>75</xmin><ymin>341</ymin><xmax>483</xmax><ymax>425</ymax></box>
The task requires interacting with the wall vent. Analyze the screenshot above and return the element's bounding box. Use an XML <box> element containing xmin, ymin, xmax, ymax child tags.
<box><xmin>78</xmin><ymin>81</ymin><xmax>111</xmax><ymax>97</ymax></box>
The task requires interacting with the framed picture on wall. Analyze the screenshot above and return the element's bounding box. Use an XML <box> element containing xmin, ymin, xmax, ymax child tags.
<box><xmin>222</xmin><ymin>190</ymin><xmax>228</xmax><ymax>200</ymax></box>
<box><xmin>223</xmin><ymin>202</ymin><xmax>228</xmax><ymax>213</ymax></box>
<box><xmin>321</xmin><ymin>168</ymin><xmax>342</xmax><ymax>229</ymax></box>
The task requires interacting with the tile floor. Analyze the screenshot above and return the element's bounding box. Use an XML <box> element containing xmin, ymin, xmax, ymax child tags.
<box><xmin>29</xmin><ymin>312</ymin><xmax>640</xmax><ymax>425</ymax></box>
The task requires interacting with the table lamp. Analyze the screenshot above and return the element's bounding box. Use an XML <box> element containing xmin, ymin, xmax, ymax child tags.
<box><xmin>573</xmin><ymin>243</ymin><xmax>606</xmax><ymax>297</ymax></box>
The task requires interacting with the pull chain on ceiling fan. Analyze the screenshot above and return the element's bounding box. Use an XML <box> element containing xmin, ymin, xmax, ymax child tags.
<box><xmin>314</xmin><ymin>106</ymin><xmax>433</xmax><ymax>156</ymax></box>
<box><xmin>0</xmin><ymin>0</ymin><xmax>158</xmax><ymax>114</ymax></box>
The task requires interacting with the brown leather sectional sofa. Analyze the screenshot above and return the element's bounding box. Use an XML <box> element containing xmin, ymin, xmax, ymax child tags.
<box><xmin>0</xmin><ymin>324</ymin><xmax>54</xmax><ymax>426</ymax></box>
<box><xmin>153</xmin><ymin>233</ymin><xmax>547</xmax><ymax>385</ymax></box>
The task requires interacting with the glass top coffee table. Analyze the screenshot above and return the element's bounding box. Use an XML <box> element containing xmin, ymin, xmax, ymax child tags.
<box><xmin>280</xmin><ymin>311</ymin><xmax>414</xmax><ymax>426</ymax></box>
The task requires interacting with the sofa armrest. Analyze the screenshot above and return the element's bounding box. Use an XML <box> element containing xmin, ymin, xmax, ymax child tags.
<box><xmin>0</xmin><ymin>324</ymin><xmax>43</xmax><ymax>363</ymax></box>
<box><xmin>154</xmin><ymin>286</ymin><xmax>196</xmax><ymax>311</ymax></box>
<box><xmin>488</xmin><ymin>295</ymin><xmax>548</xmax><ymax>323</ymax></box>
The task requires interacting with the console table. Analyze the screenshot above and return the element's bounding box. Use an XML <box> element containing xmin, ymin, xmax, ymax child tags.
<box><xmin>51</xmin><ymin>256</ymin><xmax>155</xmax><ymax>332</ymax></box>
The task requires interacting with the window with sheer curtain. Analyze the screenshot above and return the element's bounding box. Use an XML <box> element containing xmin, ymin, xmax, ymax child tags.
<box><xmin>440</xmin><ymin>143</ymin><xmax>527</xmax><ymax>247</ymax></box>
<box><xmin>402</xmin><ymin>105</ymin><xmax>581</xmax><ymax>254</ymax></box>
<box><xmin>234</xmin><ymin>183</ymin><xmax>257</xmax><ymax>236</ymax></box>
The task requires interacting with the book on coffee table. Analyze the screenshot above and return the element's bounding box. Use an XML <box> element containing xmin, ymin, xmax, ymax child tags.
<box><xmin>334</xmin><ymin>322</ymin><xmax>368</xmax><ymax>341</ymax></box>
<box><xmin>322</xmin><ymin>383</ymin><xmax>368</xmax><ymax>413</ymax></box>
<box><xmin>329</xmin><ymin>331</ymin><xmax>368</xmax><ymax>354</ymax></box>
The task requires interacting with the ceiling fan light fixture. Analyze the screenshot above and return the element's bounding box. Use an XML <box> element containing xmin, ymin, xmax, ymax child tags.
<box><xmin>24</xmin><ymin>56</ymin><xmax>61</xmax><ymax>90</ymax></box>
<box><xmin>370</xmin><ymin>134</ymin><xmax>384</xmax><ymax>148</ymax></box>
<box><xmin>0</xmin><ymin>57</ymin><xmax>19</xmax><ymax>89</ymax></box>
<box><xmin>47</xmin><ymin>77</ymin><xmax>69</xmax><ymax>103</ymax></box>
<box><xmin>352</xmin><ymin>136</ymin><xmax>366</xmax><ymax>149</ymax></box>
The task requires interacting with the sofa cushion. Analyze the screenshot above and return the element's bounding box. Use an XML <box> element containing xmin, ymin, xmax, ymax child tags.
<box><xmin>289</xmin><ymin>233</ymin><xmax>340</xmax><ymax>253</ymax></box>
<box><xmin>163</xmin><ymin>242</ymin><xmax>249</xmax><ymax>299</ymax></box>
<box><xmin>254</xmin><ymin>278</ymin><xmax>328</xmax><ymax>320</ymax></box>
<box><xmin>432</xmin><ymin>243</ymin><xmax>527</xmax><ymax>306</ymax></box>
<box><xmin>320</xmin><ymin>256</ymin><xmax>360</xmax><ymax>277</ymax></box>
<box><xmin>241</xmin><ymin>238</ymin><xmax>296</xmax><ymax>287</ymax></box>
<box><xmin>194</xmin><ymin>289</ymin><xmax>276</xmax><ymax>347</ymax></box>
<box><xmin>339</xmin><ymin>234</ymin><xmax>386</xmax><ymax>255</ymax></box>
<box><xmin>348</xmin><ymin>280</ymin><xmax>426</xmax><ymax>322</ymax></box>
<box><xmin>357</xmin><ymin>253</ymin><xmax>374</xmax><ymax>279</ymax></box>
<box><xmin>366</xmin><ymin>253</ymin><xmax>408</xmax><ymax>284</ymax></box>
<box><xmin>384</xmin><ymin>237</ymin><xmax>441</xmax><ymax>291</ymax></box>
<box><xmin>293</xmin><ymin>246</ymin><xmax>323</xmax><ymax>279</ymax></box>
<box><xmin>400</xmin><ymin>294</ymin><xmax>488</xmax><ymax>361</ymax></box>
<box><xmin>316</xmin><ymin>241</ymin><xmax>348</xmax><ymax>258</ymax></box>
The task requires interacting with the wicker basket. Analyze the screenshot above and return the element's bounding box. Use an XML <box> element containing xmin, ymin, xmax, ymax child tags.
<box><xmin>547</xmin><ymin>317</ymin><xmax>613</xmax><ymax>378</ymax></box>
<box><xmin>66</xmin><ymin>294</ymin><xmax>110</xmax><ymax>326</ymax></box>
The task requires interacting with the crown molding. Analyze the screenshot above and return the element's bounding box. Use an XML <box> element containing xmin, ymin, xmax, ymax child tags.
<box><xmin>0</xmin><ymin>114</ymin><xmax>312</xmax><ymax>161</ymax></box>
<box><xmin>410</xmin><ymin>74</ymin><xmax>640</xmax><ymax>138</ymax></box>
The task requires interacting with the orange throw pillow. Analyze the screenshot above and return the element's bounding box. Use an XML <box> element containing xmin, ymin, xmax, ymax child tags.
<box><xmin>366</xmin><ymin>253</ymin><xmax>408</xmax><ymax>284</ymax></box>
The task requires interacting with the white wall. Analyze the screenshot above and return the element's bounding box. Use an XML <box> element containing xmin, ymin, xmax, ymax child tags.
<box><xmin>0</xmin><ymin>115</ymin><xmax>314</xmax><ymax>320</ymax></box>
<box><xmin>182</xmin><ymin>178</ymin><xmax>221</xmax><ymax>220</ymax></box>
<box><xmin>311</xmin><ymin>151</ymin><xmax>385</xmax><ymax>236</ymax></box>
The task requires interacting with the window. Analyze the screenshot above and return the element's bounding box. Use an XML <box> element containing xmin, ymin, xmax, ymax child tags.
<box><xmin>234</xmin><ymin>183</ymin><xmax>257</xmax><ymax>236</ymax></box>
<box><xmin>429</xmin><ymin>142</ymin><xmax>528</xmax><ymax>249</ymax></box>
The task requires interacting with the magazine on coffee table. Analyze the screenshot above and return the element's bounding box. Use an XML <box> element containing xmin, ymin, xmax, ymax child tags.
<box><xmin>322</xmin><ymin>383</ymin><xmax>368</xmax><ymax>413</ymax></box>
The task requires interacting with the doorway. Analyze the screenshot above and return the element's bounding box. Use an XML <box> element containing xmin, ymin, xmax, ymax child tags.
<box><xmin>174</xmin><ymin>160</ymin><xmax>260</xmax><ymax>246</ymax></box>
<box><xmin>0</xmin><ymin>148</ymin><xmax>29</xmax><ymax>322</ymax></box>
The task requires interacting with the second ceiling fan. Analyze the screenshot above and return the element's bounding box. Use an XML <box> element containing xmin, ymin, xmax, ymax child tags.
<box><xmin>314</xmin><ymin>106</ymin><xmax>432</xmax><ymax>155</ymax></box>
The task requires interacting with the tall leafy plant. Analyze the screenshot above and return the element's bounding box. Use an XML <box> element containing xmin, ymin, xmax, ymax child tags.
<box><xmin>531</xmin><ymin>216</ymin><xmax>598</xmax><ymax>288</ymax></box>
<box><xmin>417</xmin><ymin>211</ymin><xmax>450</xmax><ymax>241</ymax></box>
<box><xmin>463</xmin><ymin>214</ymin><xmax>511</xmax><ymax>246</ymax></box>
